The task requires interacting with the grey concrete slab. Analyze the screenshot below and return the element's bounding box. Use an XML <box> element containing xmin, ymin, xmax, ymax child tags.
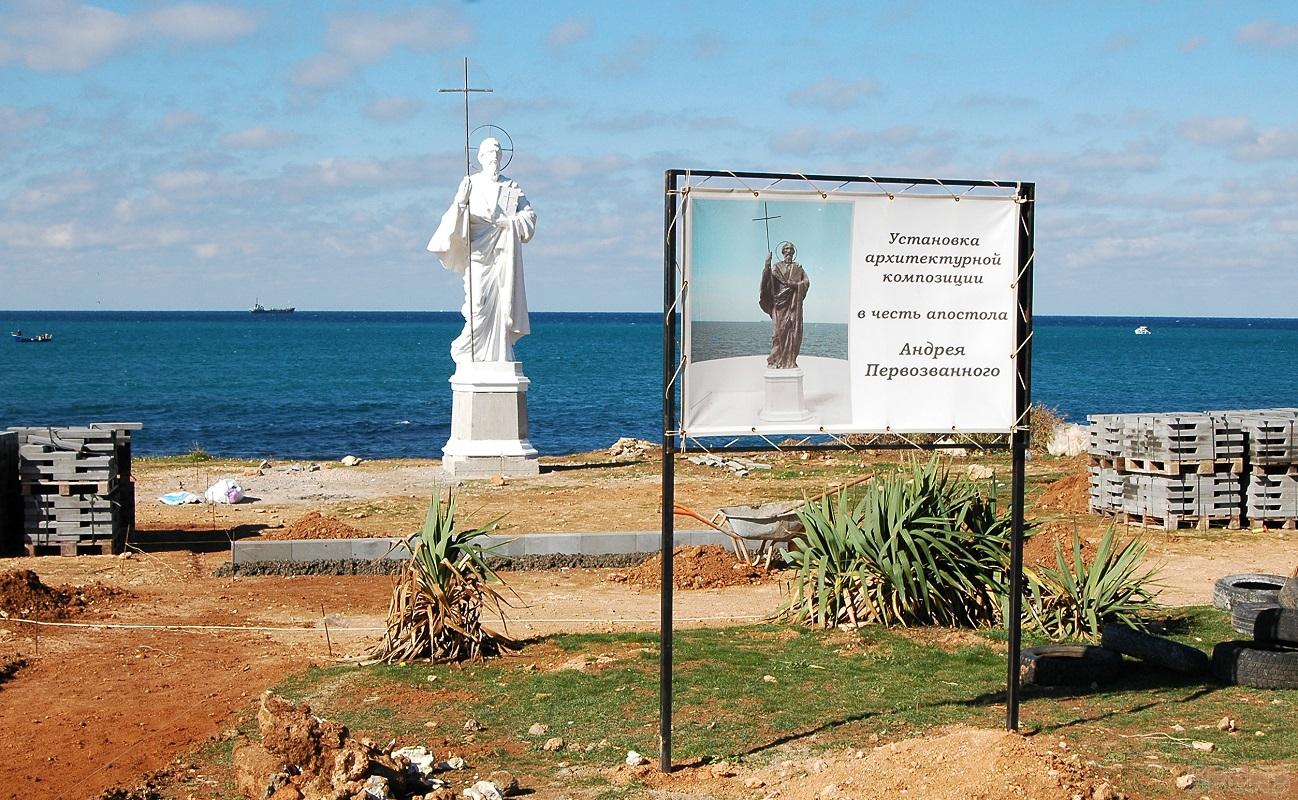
<box><xmin>579</xmin><ymin>531</ymin><xmax>638</xmax><ymax>555</ymax></box>
<box><xmin>232</xmin><ymin>529</ymin><xmax>758</xmax><ymax>564</ymax></box>
<box><xmin>352</xmin><ymin>538</ymin><xmax>408</xmax><ymax>560</ymax></box>
<box><xmin>291</xmin><ymin>540</ymin><xmax>354</xmax><ymax>561</ymax></box>
<box><xmin>232</xmin><ymin>540</ymin><xmax>292</xmax><ymax>564</ymax></box>
<box><xmin>521</xmin><ymin>534</ymin><xmax>575</xmax><ymax>556</ymax></box>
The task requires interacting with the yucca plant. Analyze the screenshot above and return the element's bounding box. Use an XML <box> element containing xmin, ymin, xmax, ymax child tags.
<box><xmin>783</xmin><ymin>457</ymin><xmax>1019</xmax><ymax>628</ymax></box>
<box><xmin>1024</xmin><ymin>523</ymin><xmax>1159</xmax><ymax>641</ymax></box>
<box><xmin>370</xmin><ymin>493</ymin><xmax>516</xmax><ymax>663</ymax></box>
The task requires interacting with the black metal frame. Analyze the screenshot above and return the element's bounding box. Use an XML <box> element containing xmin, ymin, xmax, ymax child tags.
<box><xmin>659</xmin><ymin>169</ymin><xmax>1035</xmax><ymax>771</ymax></box>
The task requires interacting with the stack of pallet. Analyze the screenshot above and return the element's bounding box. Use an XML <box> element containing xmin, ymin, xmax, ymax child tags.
<box><xmin>0</xmin><ymin>432</ymin><xmax>18</xmax><ymax>554</ymax></box>
<box><xmin>1218</xmin><ymin>410</ymin><xmax>1298</xmax><ymax>528</ymax></box>
<box><xmin>1087</xmin><ymin>410</ymin><xmax>1298</xmax><ymax>530</ymax></box>
<box><xmin>6</xmin><ymin>422</ymin><xmax>141</xmax><ymax>556</ymax></box>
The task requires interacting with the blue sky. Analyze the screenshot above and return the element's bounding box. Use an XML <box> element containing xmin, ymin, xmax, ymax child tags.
<box><xmin>2</xmin><ymin>2</ymin><xmax>1297</xmax><ymax>315</ymax></box>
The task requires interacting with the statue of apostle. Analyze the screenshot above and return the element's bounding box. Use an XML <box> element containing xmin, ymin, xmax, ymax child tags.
<box><xmin>428</xmin><ymin>138</ymin><xmax>536</xmax><ymax>364</ymax></box>
<box><xmin>758</xmin><ymin>241</ymin><xmax>810</xmax><ymax>369</ymax></box>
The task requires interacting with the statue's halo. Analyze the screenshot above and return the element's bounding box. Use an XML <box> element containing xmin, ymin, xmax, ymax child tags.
<box><xmin>471</xmin><ymin>124</ymin><xmax>515</xmax><ymax>171</ymax></box>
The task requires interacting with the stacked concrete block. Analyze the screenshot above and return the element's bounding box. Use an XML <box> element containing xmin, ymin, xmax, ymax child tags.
<box><xmin>1120</xmin><ymin>472</ymin><xmax>1243</xmax><ymax>525</ymax></box>
<box><xmin>1089</xmin><ymin>409</ymin><xmax>1298</xmax><ymax>530</ymax></box>
<box><xmin>1087</xmin><ymin>415</ymin><xmax>1123</xmax><ymax>459</ymax></box>
<box><xmin>1211</xmin><ymin>409</ymin><xmax>1298</xmax><ymax>527</ymax></box>
<box><xmin>6</xmin><ymin>423</ymin><xmax>140</xmax><ymax>556</ymax></box>
<box><xmin>0</xmin><ymin>432</ymin><xmax>18</xmax><ymax>554</ymax></box>
<box><xmin>1114</xmin><ymin>413</ymin><xmax>1245</xmax><ymax>469</ymax></box>
<box><xmin>1246</xmin><ymin>473</ymin><xmax>1298</xmax><ymax>521</ymax></box>
<box><xmin>1087</xmin><ymin>411</ymin><xmax>1244</xmax><ymax>529</ymax></box>
<box><xmin>1088</xmin><ymin>466</ymin><xmax>1123</xmax><ymax>513</ymax></box>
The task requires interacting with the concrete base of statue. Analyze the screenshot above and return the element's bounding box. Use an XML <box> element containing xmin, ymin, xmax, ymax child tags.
<box><xmin>441</xmin><ymin>360</ymin><xmax>540</xmax><ymax>479</ymax></box>
<box><xmin>758</xmin><ymin>367</ymin><xmax>816</xmax><ymax>424</ymax></box>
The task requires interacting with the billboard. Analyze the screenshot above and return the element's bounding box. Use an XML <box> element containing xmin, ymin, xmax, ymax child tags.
<box><xmin>682</xmin><ymin>187</ymin><xmax>1021</xmax><ymax>436</ymax></box>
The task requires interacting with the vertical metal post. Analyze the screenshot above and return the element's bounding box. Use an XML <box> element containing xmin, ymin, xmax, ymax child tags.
<box><xmin>1006</xmin><ymin>182</ymin><xmax>1035</xmax><ymax>732</ymax></box>
<box><xmin>660</xmin><ymin>170</ymin><xmax>679</xmax><ymax>770</ymax></box>
<box><xmin>461</xmin><ymin>57</ymin><xmax>471</xmax><ymax>176</ymax></box>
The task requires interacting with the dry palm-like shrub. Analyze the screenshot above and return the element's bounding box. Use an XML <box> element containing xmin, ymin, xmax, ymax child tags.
<box><xmin>1024</xmin><ymin>524</ymin><xmax>1159</xmax><ymax>641</ymax></box>
<box><xmin>370</xmin><ymin>494</ymin><xmax>516</xmax><ymax>663</ymax></box>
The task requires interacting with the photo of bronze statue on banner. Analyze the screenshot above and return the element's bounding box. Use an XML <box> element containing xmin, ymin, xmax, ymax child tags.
<box><xmin>684</xmin><ymin>194</ymin><xmax>854</xmax><ymax>435</ymax></box>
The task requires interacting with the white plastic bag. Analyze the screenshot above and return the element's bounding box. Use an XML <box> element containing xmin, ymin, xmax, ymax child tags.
<box><xmin>204</xmin><ymin>478</ymin><xmax>245</xmax><ymax>504</ymax></box>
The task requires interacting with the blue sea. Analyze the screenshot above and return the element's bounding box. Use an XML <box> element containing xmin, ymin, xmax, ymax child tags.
<box><xmin>1</xmin><ymin>312</ymin><xmax>1296</xmax><ymax>459</ymax></box>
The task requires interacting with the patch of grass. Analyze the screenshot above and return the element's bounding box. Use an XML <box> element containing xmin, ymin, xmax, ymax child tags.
<box><xmin>227</xmin><ymin>608</ymin><xmax>1297</xmax><ymax>799</ymax></box>
<box><xmin>182</xmin><ymin>443</ymin><xmax>215</xmax><ymax>462</ymax></box>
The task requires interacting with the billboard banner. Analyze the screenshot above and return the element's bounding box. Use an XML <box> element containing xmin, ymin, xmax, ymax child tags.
<box><xmin>682</xmin><ymin>187</ymin><xmax>1021</xmax><ymax>436</ymax></box>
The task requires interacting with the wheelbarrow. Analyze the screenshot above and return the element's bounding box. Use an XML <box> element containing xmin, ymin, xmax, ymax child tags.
<box><xmin>672</xmin><ymin>474</ymin><xmax>875</xmax><ymax>567</ymax></box>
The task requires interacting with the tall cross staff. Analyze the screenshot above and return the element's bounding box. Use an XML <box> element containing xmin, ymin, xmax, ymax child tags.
<box><xmin>752</xmin><ymin>202</ymin><xmax>781</xmax><ymax>254</ymax></box>
<box><xmin>439</xmin><ymin>57</ymin><xmax>493</xmax><ymax>362</ymax></box>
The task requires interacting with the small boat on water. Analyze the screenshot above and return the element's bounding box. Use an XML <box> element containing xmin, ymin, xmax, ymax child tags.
<box><xmin>1134</xmin><ymin>325</ymin><xmax>1152</xmax><ymax>335</ymax></box>
<box><xmin>250</xmin><ymin>299</ymin><xmax>294</xmax><ymax>314</ymax></box>
<box><xmin>11</xmin><ymin>330</ymin><xmax>53</xmax><ymax>343</ymax></box>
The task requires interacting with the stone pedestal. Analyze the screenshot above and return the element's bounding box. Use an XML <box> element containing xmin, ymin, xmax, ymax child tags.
<box><xmin>441</xmin><ymin>361</ymin><xmax>540</xmax><ymax>479</ymax></box>
<box><xmin>758</xmin><ymin>367</ymin><xmax>816</xmax><ymax>424</ymax></box>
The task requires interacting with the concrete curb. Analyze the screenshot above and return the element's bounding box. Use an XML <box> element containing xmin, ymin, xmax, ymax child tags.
<box><xmin>231</xmin><ymin>530</ymin><xmax>737</xmax><ymax>564</ymax></box>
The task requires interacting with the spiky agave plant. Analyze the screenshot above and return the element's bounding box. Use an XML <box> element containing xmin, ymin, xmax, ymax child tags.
<box><xmin>1024</xmin><ymin>523</ymin><xmax>1160</xmax><ymax>641</ymax></box>
<box><xmin>783</xmin><ymin>457</ymin><xmax>1018</xmax><ymax>628</ymax></box>
<box><xmin>370</xmin><ymin>493</ymin><xmax>516</xmax><ymax>663</ymax></box>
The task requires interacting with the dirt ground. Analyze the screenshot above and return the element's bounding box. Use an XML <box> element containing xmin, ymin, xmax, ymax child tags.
<box><xmin>3</xmin><ymin>451</ymin><xmax>1298</xmax><ymax>799</ymax></box>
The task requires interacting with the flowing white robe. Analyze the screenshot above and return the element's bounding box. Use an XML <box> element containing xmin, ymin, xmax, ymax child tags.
<box><xmin>427</xmin><ymin>173</ymin><xmax>536</xmax><ymax>363</ymax></box>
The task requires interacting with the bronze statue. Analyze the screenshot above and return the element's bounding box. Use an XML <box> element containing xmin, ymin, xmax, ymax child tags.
<box><xmin>759</xmin><ymin>241</ymin><xmax>810</xmax><ymax>369</ymax></box>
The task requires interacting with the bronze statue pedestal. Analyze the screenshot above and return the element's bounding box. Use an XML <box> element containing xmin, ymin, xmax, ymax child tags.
<box><xmin>758</xmin><ymin>367</ymin><xmax>815</xmax><ymax>424</ymax></box>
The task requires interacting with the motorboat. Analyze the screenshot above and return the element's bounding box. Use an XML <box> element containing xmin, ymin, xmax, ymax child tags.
<box><xmin>12</xmin><ymin>330</ymin><xmax>53</xmax><ymax>343</ymax></box>
<box><xmin>1133</xmin><ymin>325</ymin><xmax>1152</xmax><ymax>335</ymax></box>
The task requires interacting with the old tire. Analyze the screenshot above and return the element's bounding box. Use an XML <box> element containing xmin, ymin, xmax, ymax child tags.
<box><xmin>1253</xmin><ymin>607</ymin><xmax>1298</xmax><ymax>645</ymax></box>
<box><xmin>1212</xmin><ymin>640</ymin><xmax>1298</xmax><ymax>689</ymax></box>
<box><xmin>1213</xmin><ymin>574</ymin><xmax>1285</xmax><ymax>611</ymax></box>
<box><xmin>1232</xmin><ymin>601</ymin><xmax>1280</xmax><ymax>635</ymax></box>
<box><xmin>1101</xmin><ymin>623</ymin><xmax>1210</xmax><ymax>675</ymax></box>
<box><xmin>1020</xmin><ymin>644</ymin><xmax>1124</xmax><ymax>687</ymax></box>
<box><xmin>1279</xmin><ymin>575</ymin><xmax>1298</xmax><ymax>611</ymax></box>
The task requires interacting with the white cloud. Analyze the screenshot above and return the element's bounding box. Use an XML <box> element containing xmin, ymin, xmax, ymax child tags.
<box><xmin>145</xmin><ymin>4</ymin><xmax>257</xmax><ymax>43</ymax></box>
<box><xmin>364</xmin><ymin>96</ymin><xmax>422</xmax><ymax>122</ymax></box>
<box><xmin>6</xmin><ymin>170</ymin><xmax>98</xmax><ymax>212</ymax></box>
<box><xmin>1179</xmin><ymin>115</ymin><xmax>1253</xmax><ymax>145</ymax></box>
<box><xmin>997</xmin><ymin>141</ymin><xmax>1163</xmax><ymax>175</ymax></box>
<box><xmin>221</xmin><ymin>126</ymin><xmax>298</xmax><ymax>150</ymax></box>
<box><xmin>0</xmin><ymin>1</ymin><xmax>259</xmax><ymax>72</ymax></box>
<box><xmin>292</xmin><ymin>7</ymin><xmax>473</xmax><ymax>88</ymax></box>
<box><xmin>193</xmin><ymin>242</ymin><xmax>219</xmax><ymax>259</ymax></box>
<box><xmin>771</xmin><ymin>124</ymin><xmax>922</xmax><ymax>155</ymax></box>
<box><xmin>1233</xmin><ymin>125</ymin><xmax>1298</xmax><ymax>161</ymax></box>
<box><xmin>0</xmin><ymin>104</ymin><xmax>47</xmax><ymax>133</ymax></box>
<box><xmin>0</xmin><ymin>1</ymin><xmax>131</xmax><ymax>71</ymax></box>
<box><xmin>1179</xmin><ymin>116</ymin><xmax>1298</xmax><ymax>161</ymax></box>
<box><xmin>161</xmin><ymin>110</ymin><xmax>205</xmax><ymax>132</ymax></box>
<box><xmin>546</xmin><ymin>18</ymin><xmax>591</xmax><ymax>50</ymax></box>
<box><xmin>154</xmin><ymin>170</ymin><xmax>213</xmax><ymax>192</ymax></box>
<box><xmin>787</xmin><ymin>78</ymin><xmax>880</xmax><ymax>111</ymax></box>
<box><xmin>1237</xmin><ymin>20</ymin><xmax>1298</xmax><ymax>51</ymax></box>
<box><xmin>601</xmin><ymin>36</ymin><xmax>657</xmax><ymax>77</ymax></box>
<box><xmin>42</xmin><ymin>222</ymin><xmax>76</xmax><ymax>248</ymax></box>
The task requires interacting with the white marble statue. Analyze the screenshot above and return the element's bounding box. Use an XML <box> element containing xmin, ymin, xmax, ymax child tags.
<box><xmin>427</xmin><ymin>138</ymin><xmax>536</xmax><ymax>363</ymax></box>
